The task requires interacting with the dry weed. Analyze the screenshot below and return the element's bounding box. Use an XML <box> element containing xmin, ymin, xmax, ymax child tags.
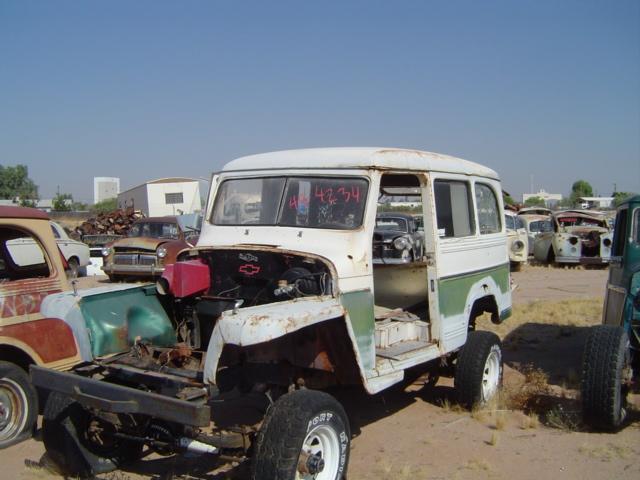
<box><xmin>579</xmin><ymin>443</ymin><xmax>631</xmax><ymax>461</ymax></box>
<box><xmin>520</xmin><ymin>412</ymin><xmax>540</xmax><ymax>429</ymax></box>
<box><xmin>494</xmin><ymin>411</ymin><xmax>507</xmax><ymax>430</ymax></box>
<box><xmin>488</xmin><ymin>431</ymin><xmax>499</xmax><ymax>446</ymax></box>
<box><xmin>504</xmin><ymin>364</ymin><xmax>551</xmax><ymax>411</ymax></box>
<box><xmin>461</xmin><ymin>458</ymin><xmax>492</xmax><ymax>472</ymax></box>
<box><xmin>438</xmin><ymin>398</ymin><xmax>465</xmax><ymax>413</ymax></box>
<box><xmin>545</xmin><ymin>405</ymin><xmax>581</xmax><ymax>431</ymax></box>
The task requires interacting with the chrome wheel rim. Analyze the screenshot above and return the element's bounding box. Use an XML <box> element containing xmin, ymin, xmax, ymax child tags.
<box><xmin>481</xmin><ymin>348</ymin><xmax>501</xmax><ymax>403</ymax></box>
<box><xmin>296</xmin><ymin>423</ymin><xmax>340</xmax><ymax>480</ymax></box>
<box><xmin>0</xmin><ymin>378</ymin><xmax>28</xmax><ymax>441</ymax></box>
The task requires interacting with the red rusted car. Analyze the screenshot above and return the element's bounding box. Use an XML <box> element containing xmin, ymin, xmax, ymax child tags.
<box><xmin>0</xmin><ymin>206</ymin><xmax>80</xmax><ymax>447</ymax></box>
<box><xmin>101</xmin><ymin>215</ymin><xmax>200</xmax><ymax>281</ymax></box>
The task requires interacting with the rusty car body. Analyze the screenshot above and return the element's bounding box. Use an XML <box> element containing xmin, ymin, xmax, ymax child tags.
<box><xmin>32</xmin><ymin>148</ymin><xmax>512</xmax><ymax>479</ymax></box>
<box><xmin>0</xmin><ymin>206</ymin><xmax>81</xmax><ymax>447</ymax></box>
<box><xmin>518</xmin><ymin>213</ymin><xmax>553</xmax><ymax>255</ymax></box>
<box><xmin>504</xmin><ymin>210</ymin><xmax>528</xmax><ymax>269</ymax></box>
<box><xmin>102</xmin><ymin>215</ymin><xmax>200</xmax><ymax>281</ymax></box>
<box><xmin>533</xmin><ymin>210</ymin><xmax>612</xmax><ymax>265</ymax></box>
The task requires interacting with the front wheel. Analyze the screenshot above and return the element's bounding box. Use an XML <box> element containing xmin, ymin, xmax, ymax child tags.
<box><xmin>252</xmin><ymin>389</ymin><xmax>350</xmax><ymax>480</ymax></box>
<box><xmin>455</xmin><ymin>331</ymin><xmax>503</xmax><ymax>409</ymax></box>
<box><xmin>0</xmin><ymin>362</ymin><xmax>37</xmax><ymax>448</ymax></box>
<box><xmin>581</xmin><ymin>325</ymin><xmax>631</xmax><ymax>431</ymax></box>
<box><xmin>43</xmin><ymin>392</ymin><xmax>143</xmax><ymax>478</ymax></box>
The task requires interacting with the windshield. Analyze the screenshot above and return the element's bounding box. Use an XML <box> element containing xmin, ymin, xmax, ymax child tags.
<box><xmin>376</xmin><ymin>217</ymin><xmax>408</xmax><ymax>232</ymax></box>
<box><xmin>129</xmin><ymin>222</ymin><xmax>179</xmax><ymax>239</ymax></box>
<box><xmin>212</xmin><ymin>176</ymin><xmax>369</xmax><ymax>229</ymax></box>
<box><xmin>504</xmin><ymin>215</ymin><xmax>515</xmax><ymax>230</ymax></box>
<box><xmin>530</xmin><ymin>220</ymin><xmax>553</xmax><ymax>233</ymax></box>
<box><xmin>557</xmin><ymin>216</ymin><xmax>606</xmax><ymax>228</ymax></box>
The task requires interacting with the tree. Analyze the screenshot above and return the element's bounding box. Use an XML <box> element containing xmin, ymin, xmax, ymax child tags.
<box><xmin>52</xmin><ymin>193</ymin><xmax>73</xmax><ymax>211</ymax></box>
<box><xmin>569</xmin><ymin>180</ymin><xmax>593</xmax><ymax>206</ymax></box>
<box><xmin>503</xmin><ymin>192</ymin><xmax>516</xmax><ymax>207</ymax></box>
<box><xmin>613</xmin><ymin>191</ymin><xmax>636</xmax><ymax>207</ymax></box>
<box><xmin>0</xmin><ymin>165</ymin><xmax>39</xmax><ymax>206</ymax></box>
<box><xmin>91</xmin><ymin>198</ymin><xmax>118</xmax><ymax>214</ymax></box>
<box><xmin>524</xmin><ymin>196</ymin><xmax>546</xmax><ymax>207</ymax></box>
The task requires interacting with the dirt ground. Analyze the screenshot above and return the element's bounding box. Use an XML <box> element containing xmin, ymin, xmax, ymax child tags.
<box><xmin>3</xmin><ymin>265</ymin><xmax>639</xmax><ymax>480</ymax></box>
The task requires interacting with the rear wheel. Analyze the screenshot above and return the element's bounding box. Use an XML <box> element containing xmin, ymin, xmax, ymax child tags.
<box><xmin>581</xmin><ymin>325</ymin><xmax>631</xmax><ymax>431</ymax></box>
<box><xmin>252</xmin><ymin>389</ymin><xmax>350</xmax><ymax>480</ymax></box>
<box><xmin>455</xmin><ymin>331</ymin><xmax>503</xmax><ymax>409</ymax></box>
<box><xmin>0</xmin><ymin>362</ymin><xmax>37</xmax><ymax>449</ymax></box>
<box><xmin>43</xmin><ymin>392</ymin><xmax>143</xmax><ymax>478</ymax></box>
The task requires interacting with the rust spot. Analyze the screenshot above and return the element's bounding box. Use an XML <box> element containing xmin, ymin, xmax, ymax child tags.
<box><xmin>0</xmin><ymin>318</ymin><xmax>77</xmax><ymax>363</ymax></box>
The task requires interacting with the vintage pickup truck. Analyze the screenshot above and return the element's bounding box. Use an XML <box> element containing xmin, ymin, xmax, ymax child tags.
<box><xmin>32</xmin><ymin>148</ymin><xmax>512</xmax><ymax>479</ymax></box>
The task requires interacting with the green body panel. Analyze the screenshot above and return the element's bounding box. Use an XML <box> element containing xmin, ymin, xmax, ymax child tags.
<box><xmin>80</xmin><ymin>285</ymin><xmax>176</xmax><ymax>358</ymax></box>
<box><xmin>438</xmin><ymin>263</ymin><xmax>510</xmax><ymax>318</ymax></box>
<box><xmin>340</xmin><ymin>290</ymin><xmax>376</xmax><ymax>371</ymax></box>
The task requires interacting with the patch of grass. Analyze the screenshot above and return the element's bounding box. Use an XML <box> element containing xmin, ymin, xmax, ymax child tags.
<box><xmin>544</xmin><ymin>404</ymin><xmax>581</xmax><ymax>431</ymax></box>
<box><xmin>487</xmin><ymin>431</ymin><xmax>499</xmax><ymax>446</ymax></box>
<box><xmin>579</xmin><ymin>443</ymin><xmax>632</xmax><ymax>461</ymax></box>
<box><xmin>438</xmin><ymin>397</ymin><xmax>465</xmax><ymax>413</ymax></box>
<box><xmin>504</xmin><ymin>364</ymin><xmax>552</xmax><ymax>411</ymax></box>
<box><xmin>461</xmin><ymin>458</ymin><xmax>492</xmax><ymax>472</ymax></box>
<box><xmin>520</xmin><ymin>412</ymin><xmax>540</xmax><ymax>430</ymax></box>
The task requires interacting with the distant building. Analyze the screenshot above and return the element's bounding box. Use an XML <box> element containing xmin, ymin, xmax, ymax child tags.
<box><xmin>522</xmin><ymin>189</ymin><xmax>562</xmax><ymax>208</ymax></box>
<box><xmin>94</xmin><ymin>177</ymin><xmax>120</xmax><ymax>204</ymax></box>
<box><xmin>579</xmin><ymin>197</ymin><xmax>614</xmax><ymax>209</ymax></box>
<box><xmin>117</xmin><ymin>177</ymin><xmax>201</xmax><ymax>217</ymax></box>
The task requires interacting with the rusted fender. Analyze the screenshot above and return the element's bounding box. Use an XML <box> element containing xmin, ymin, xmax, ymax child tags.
<box><xmin>203</xmin><ymin>297</ymin><xmax>345</xmax><ymax>384</ymax></box>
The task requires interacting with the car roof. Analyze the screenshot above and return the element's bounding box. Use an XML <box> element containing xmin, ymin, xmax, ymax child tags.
<box><xmin>0</xmin><ymin>205</ymin><xmax>49</xmax><ymax>220</ymax></box>
<box><xmin>221</xmin><ymin>147</ymin><xmax>499</xmax><ymax>179</ymax></box>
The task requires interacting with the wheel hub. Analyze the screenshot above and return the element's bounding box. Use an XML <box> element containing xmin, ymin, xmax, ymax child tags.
<box><xmin>306</xmin><ymin>453</ymin><xmax>325</xmax><ymax>474</ymax></box>
<box><xmin>0</xmin><ymin>379</ymin><xmax>27</xmax><ymax>439</ymax></box>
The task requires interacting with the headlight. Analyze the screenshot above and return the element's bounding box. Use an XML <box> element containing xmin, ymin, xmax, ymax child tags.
<box><xmin>569</xmin><ymin>237</ymin><xmax>579</xmax><ymax>245</ymax></box>
<box><xmin>101</xmin><ymin>247</ymin><xmax>112</xmax><ymax>257</ymax></box>
<box><xmin>603</xmin><ymin>238</ymin><xmax>612</xmax><ymax>247</ymax></box>
<box><xmin>393</xmin><ymin>237</ymin><xmax>409</xmax><ymax>250</ymax></box>
<box><xmin>157</xmin><ymin>246</ymin><xmax>168</xmax><ymax>259</ymax></box>
<box><xmin>511</xmin><ymin>240</ymin><xmax>524</xmax><ymax>252</ymax></box>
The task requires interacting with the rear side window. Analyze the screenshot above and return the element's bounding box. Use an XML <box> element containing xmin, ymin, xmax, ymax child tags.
<box><xmin>475</xmin><ymin>183</ymin><xmax>501</xmax><ymax>234</ymax></box>
<box><xmin>633</xmin><ymin>208</ymin><xmax>640</xmax><ymax>245</ymax></box>
<box><xmin>434</xmin><ymin>180</ymin><xmax>474</xmax><ymax>238</ymax></box>
<box><xmin>1</xmin><ymin>227</ymin><xmax>51</xmax><ymax>281</ymax></box>
<box><xmin>612</xmin><ymin>208</ymin><xmax>628</xmax><ymax>257</ymax></box>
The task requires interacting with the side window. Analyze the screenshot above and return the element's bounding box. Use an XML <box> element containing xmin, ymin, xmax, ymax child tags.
<box><xmin>434</xmin><ymin>180</ymin><xmax>474</xmax><ymax>238</ymax></box>
<box><xmin>1</xmin><ymin>227</ymin><xmax>51</xmax><ymax>281</ymax></box>
<box><xmin>516</xmin><ymin>216</ymin><xmax>525</xmax><ymax>230</ymax></box>
<box><xmin>633</xmin><ymin>208</ymin><xmax>640</xmax><ymax>245</ymax></box>
<box><xmin>475</xmin><ymin>183</ymin><xmax>501</xmax><ymax>234</ymax></box>
<box><xmin>51</xmin><ymin>224</ymin><xmax>61</xmax><ymax>239</ymax></box>
<box><xmin>611</xmin><ymin>208</ymin><xmax>628</xmax><ymax>256</ymax></box>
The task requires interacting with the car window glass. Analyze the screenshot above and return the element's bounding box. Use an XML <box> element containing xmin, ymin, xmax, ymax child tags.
<box><xmin>504</xmin><ymin>215</ymin><xmax>515</xmax><ymax>230</ymax></box>
<box><xmin>434</xmin><ymin>180</ymin><xmax>474</xmax><ymax>238</ymax></box>
<box><xmin>475</xmin><ymin>183</ymin><xmax>501</xmax><ymax>234</ymax></box>
<box><xmin>1</xmin><ymin>227</ymin><xmax>51</xmax><ymax>280</ymax></box>
<box><xmin>633</xmin><ymin>208</ymin><xmax>640</xmax><ymax>244</ymax></box>
<box><xmin>50</xmin><ymin>224</ymin><xmax>61</xmax><ymax>239</ymax></box>
<box><xmin>612</xmin><ymin>208</ymin><xmax>628</xmax><ymax>256</ymax></box>
<box><xmin>516</xmin><ymin>216</ymin><xmax>525</xmax><ymax>230</ymax></box>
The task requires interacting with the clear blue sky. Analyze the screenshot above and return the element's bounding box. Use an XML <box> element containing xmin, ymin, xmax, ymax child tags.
<box><xmin>1</xmin><ymin>0</ymin><xmax>638</xmax><ymax>203</ymax></box>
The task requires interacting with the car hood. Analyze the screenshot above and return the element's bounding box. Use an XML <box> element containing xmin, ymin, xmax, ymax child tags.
<box><xmin>112</xmin><ymin>237</ymin><xmax>171</xmax><ymax>250</ymax></box>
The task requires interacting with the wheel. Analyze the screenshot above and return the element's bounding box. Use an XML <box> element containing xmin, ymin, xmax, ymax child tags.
<box><xmin>455</xmin><ymin>331</ymin><xmax>503</xmax><ymax>409</ymax></box>
<box><xmin>581</xmin><ymin>325</ymin><xmax>631</xmax><ymax>431</ymax></box>
<box><xmin>66</xmin><ymin>258</ymin><xmax>80</xmax><ymax>279</ymax></box>
<box><xmin>252</xmin><ymin>389</ymin><xmax>350</xmax><ymax>480</ymax></box>
<box><xmin>43</xmin><ymin>392</ymin><xmax>143</xmax><ymax>478</ymax></box>
<box><xmin>547</xmin><ymin>248</ymin><xmax>555</xmax><ymax>264</ymax></box>
<box><xmin>0</xmin><ymin>361</ymin><xmax>37</xmax><ymax>448</ymax></box>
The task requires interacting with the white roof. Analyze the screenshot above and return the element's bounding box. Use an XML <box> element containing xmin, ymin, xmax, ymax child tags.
<box><xmin>222</xmin><ymin>147</ymin><xmax>499</xmax><ymax>179</ymax></box>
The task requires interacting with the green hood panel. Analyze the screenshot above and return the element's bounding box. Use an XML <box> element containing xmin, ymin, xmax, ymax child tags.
<box><xmin>80</xmin><ymin>285</ymin><xmax>175</xmax><ymax>357</ymax></box>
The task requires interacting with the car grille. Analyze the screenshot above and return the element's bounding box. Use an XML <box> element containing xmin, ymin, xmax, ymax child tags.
<box><xmin>113</xmin><ymin>253</ymin><xmax>157</xmax><ymax>266</ymax></box>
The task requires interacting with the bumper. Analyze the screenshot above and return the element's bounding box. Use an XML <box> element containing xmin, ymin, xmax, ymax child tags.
<box><xmin>102</xmin><ymin>263</ymin><xmax>166</xmax><ymax>276</ymax></box>
<box><xmin>555</xmin><ymin>256</ymin><xmax>610</xmax><ymax>265</ymax></box>
<box><xmin>31</xmin><ymin>365</ymin><xmax>210</xmax><ymax>427</ymax></box>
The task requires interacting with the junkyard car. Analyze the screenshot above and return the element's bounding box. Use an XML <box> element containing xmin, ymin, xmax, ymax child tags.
<box><xmin>373</xmin><ymin>212</ymin><xmax>424</xmax><ymax>263</ymax></box>
<box><xmin>504</xmin><ymin>211</ymin><xmax>528</xmax><ymax>269</ymax></box>
<box><xmin>0</xmin><ymin>207</ymin><xmax>82</xmax><ymax>447</ymax></box>
<box><xmin>82</xmin><ymin>234</ymin><xmax>122</xmax><ymax>276</ymax></box>
<box><xmin>32</xmin><ymin>148</ymin><xmax>511</xmax><ymax>479</ymax></box>
<box><xmin>518</xmin><ymin>212</ymin><xmax>552</xmax><ymax>255</ymax></box>
<box><xmin>533</xmin><ymin>210</ymin><xmax>612</xmax><ymax>265</ymax></box>
<box><xmin>582</xmin><ymin>195</ymin><xmax>639</xmax><ymax>430</ymax></box>
<box><xmin>102</xmin><ymin>215</ymin><xmax>200</xmax><ymax>281</ymax></box>
<box><xmin>7</xmin><ymin>221</ymin><xmax>90</xmax><ymax>278</ymax></box>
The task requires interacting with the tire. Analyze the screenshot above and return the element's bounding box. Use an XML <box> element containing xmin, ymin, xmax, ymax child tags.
<box><xmin>43</xmin><ymin>392</ymin><xmax>143</xmax><ymax>478</ymax></box>
<box><xmin>455</xmin><ymin>331</ymin><xmax>503</xmax><ymax>409</ymax></box>
<box><xmin>67</xmin><ymin>258</ymin><xmax>80</xmax><ymax>279</ymax></box>
<box><xmin>0</xmin><ymin>361</ymin><xmax>38</xmax><ymax>449</ymax></box>
<box><xmin>581</xmin><ymin>325</ymin><xmax>631</xmax><ymax>431</ymax></box>
<box><xmin>252</xmin><ymin>389</ymin><xmax>350</xmax><ymax>480</ymax></box>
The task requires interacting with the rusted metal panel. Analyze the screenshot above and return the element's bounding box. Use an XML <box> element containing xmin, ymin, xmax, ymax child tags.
<box><xmin>0</xmin><ymin>318</ymin><xmax>77</xmax><ymax>363</ymax></box>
